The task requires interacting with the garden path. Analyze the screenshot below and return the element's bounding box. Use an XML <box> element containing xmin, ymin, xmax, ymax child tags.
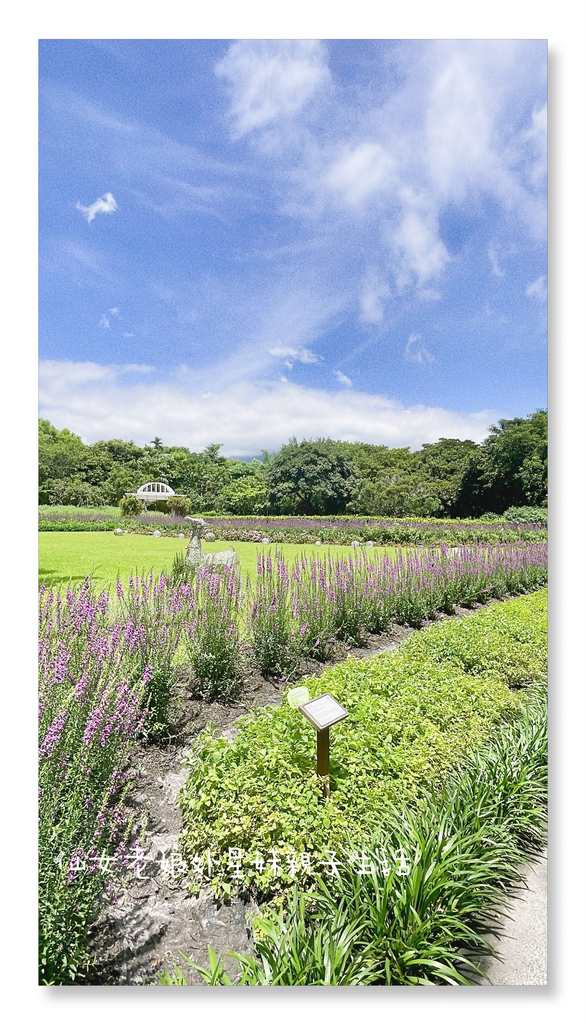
<box><xmin>477</xmin><ymin>847</ymin><xmax>547</xmax><ymax>985</ymax></box>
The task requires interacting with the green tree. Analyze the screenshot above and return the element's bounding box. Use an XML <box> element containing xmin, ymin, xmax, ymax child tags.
<box><xmin>39</xmin><ymin>420</ymin><xmax>88</xmax><ymax>504</ymax></box>
<box><xmin>101</xmin><ymin>465</ymin><xmax>144</xmax><ymax>506</ymax></box>
<box><xmin>218</xmin><ymin>475</ymin><xmax>269</xmax><ymax>515</ymax></box>
<box><xmin>412</xmin><ymin>438</ymin><xmax>479</xmax><ymax>516</ymax></box>
<box><xmin>455</xmin><ymin>410</ymin><xmax>548</xmax><ymax>515</ymax></box>
<box><xmin>267</xmin><ymin>438</ymin><xmax>357</xmax><ymax>515</ymax></box>
<box><xmin>341</xmin><ymin>442</ymin><xmax>413</xmax><ymax>483</ymax></box>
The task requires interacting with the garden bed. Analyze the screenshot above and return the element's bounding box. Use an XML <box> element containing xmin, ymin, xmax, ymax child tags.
<box><xmin>83</xmin><ymin>590</ymin><xmax>546</xmax><ymax>985</ymax></box>
<box><xmin>38</xmin><ymin>542</ymin><xmax>547</xmax><ymax>985</ymax></box>
<box><xmin>39</xmin><ymin>508</ymin><xmax>546</xmax><ymax>546</ymax></box>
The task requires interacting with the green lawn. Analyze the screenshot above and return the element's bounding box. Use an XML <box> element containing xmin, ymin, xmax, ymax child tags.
<box><xmin>38</xmin><ymin>532</ymin><xmax>400</xmax><ymax>591</ymax></box>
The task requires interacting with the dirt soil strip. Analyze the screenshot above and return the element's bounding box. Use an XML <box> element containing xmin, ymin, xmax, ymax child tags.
<box><xmin>85</xmin><ymin>595</ymin><xmax>544</xmax><ymax>986</ymax></box>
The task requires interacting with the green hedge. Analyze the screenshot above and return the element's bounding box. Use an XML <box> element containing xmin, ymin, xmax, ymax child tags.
<box><xmin>503</xmin><ymin>506</ymin><xmax>548</xmax><ymax>525</ymax></box>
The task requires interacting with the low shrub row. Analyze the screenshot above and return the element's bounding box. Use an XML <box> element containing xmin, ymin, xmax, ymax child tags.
<box><xmin>39</xmin><ymin>515</ymin><xmax>181</xmax><ymax>534</ymax></box>
<box><xmin>500</xmin><ymin>505</ymin><xmax>548</xmax><ymax>525</ymax></box>
<box><xmin>165</xmin><ymin>684</ymin><xmax>547</xmax><ymax>986</ymax></box>
<box><xmin>38</xmin><ymin>508</ymin><xmax>546</xmax><ymax>545</ymax></box>
<box><xmin>178</xmin><ymin>589</ymin><xmax>547</xmax><ymax>900</ymax></box>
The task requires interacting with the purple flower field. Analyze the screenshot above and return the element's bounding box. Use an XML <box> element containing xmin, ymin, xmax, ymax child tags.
<box><xmin>39</xmin><ymin>539</ymin><xmax>546</xmax><ymax>982</ymax></box>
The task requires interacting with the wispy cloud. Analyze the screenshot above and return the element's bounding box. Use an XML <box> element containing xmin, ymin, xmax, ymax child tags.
<box><xmin>42</xmin><ymin>82</ymin><xmax>244</xmax><ymax>228</ymax></box>
<box><xmin>334</xmin><ymin>370</ymin><xmax>352</xmax><ymax>388</ymax></box>
<box><xmin>526</xmin><ymin>275</ymin><xmax>547</xmax><ymax>302</ymax></box>
<box><xmin>405</xmin><ymin>333</ymin><xmax>434</xmax><ymax>364</ymax></box>
<box><xmin>215</xmin><ymin>40</ymin><xmax>330</xmax><ymax>138</ymax></box>
<box><xmin>76</xmin><ymin>192</ymin><xmax>118</xmax><ymax>224</ymax></box>
<box><xmin>41</xmin><ymin>239</ymin><xmax>113</xmax><ymax>284</ymax></box>
<box><xmin>360</xmin><ymin>269</ymin><xmax>391</xmax><ymax>323</ymax></box>
<box><xmin>39</xmin><ymin>359</ymin><xmax>496</xmax><ymax>454</ymax></box>
<box><xmin>392</xmin><ymin>211</ymin><xmax>449</xmax><ymax>289</ymax></box>
<box><xmin>268</xmin><ymin>344</ymin><xmax>322</xmax><ymax>369</ymax></box>
<box><xmin>488</xmin><ymin>243</ymin><xmax>505</xmax><ymax>277</ymax></box>
<box><xmin>39</xmin><ymin>360</ymin><xmax>154</xmax><ymax>391</ymax></box>
<box><xmin>99</xmin><ymin>315</ymin><xmax>110</xmax><ymax>329</ymax></box>
<box><xmin>325</xmin><ymin>143</ymin><xmax>393</xmax><ymax>207</ymax></box>
<box><xmin>522</xmin><ymin>104</ymin><xmax>547</xmax><ymax>187</ymax></box>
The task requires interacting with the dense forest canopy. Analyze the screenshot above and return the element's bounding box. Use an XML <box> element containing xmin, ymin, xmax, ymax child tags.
<box><xmin>38</xmin><ymin>410</ymin><xmax>547</xmax><ymax>518</ymax></box>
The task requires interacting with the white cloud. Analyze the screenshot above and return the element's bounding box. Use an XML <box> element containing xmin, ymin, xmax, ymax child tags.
<box><xmin>488</xmin><ymin>244</ymin><xmax>505</xmax><ymax>277</ymax></box>
<box><xmin>39</xmin><ymin>360</ymin><xmax>496</xmax><ymax>454</ymax></box>
<box><xmin>109</xmin><ymin>307</ymin><xmax>120</xmax><ymax>317</ymax></box>
<box><xmin>523</xmin><ymin>104</ymin><xmax>547</xmax><ymax>187</ymax></box>
<box><xmin>215</xmin><ymin>40</ymin><xmax>330</xmax><ymax>138</ymax></box>
<box><xmin>268</xmin><ymin>344</ymin><xmax>322</xmax><ymax>369</ymax></box>
<box><xmin>422</xmin><ymin>41</ymin><xmax>547</xmax><ymax>237</ymax></box>
<box><xmin>424</xmin><ymin>45</ymin><xmax>497</xmax><ymax>203</ymax></box>
<box><xmin>39</xmin><ymin>360</ymin><xmax>153</xmax><ymax>392</ymax></box>
<box><xmin>99</xmin><ymin>315</ymin><xmax>110</xmax><ymax>329</ymax></box>
<box><xmin>325</xmin><ymin>142</ymin><xmax>393</xmax><ymax>207</ymax></box>
<box><xmin>392</xmin><ymin>212</ymin><xmax>449</xmax><ymax>288</ymax></box>
<box><xmin>360</xmin><ymin>269</ymin><xmax>391</xmax><ymax>323</ymax></box>
<box><xmin>526</xmin><ymin>275</ymin><xmax>547</xmax><ymax>302</ymax></box>
<box><xmin>76</xmin><ymin>191</ymin><xmax>118</xmax><ymax>224</ymax></box>
<box><xmin>334</xmin><ymin>370</ymin><xmax>352</xmax><ymax>388</ymax></box>
<box><xmin>405</xmin><ymin>333</ymin><xmax>434</xmax><ymax>364</ymax></box>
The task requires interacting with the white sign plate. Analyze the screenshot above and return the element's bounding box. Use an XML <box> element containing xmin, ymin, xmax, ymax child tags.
<box><xmin>299</xmin><ymin>693</ymin><xmax>349</xmax><ymax>731</ymax></box>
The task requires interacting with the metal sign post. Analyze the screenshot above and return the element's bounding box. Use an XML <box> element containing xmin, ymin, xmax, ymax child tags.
<box><xmin>298</xmin><ymin>693</ymin><xmax>349</xmax><ymax>800</ymax></box>
<box><xmin>316</xmin><ymin>727</ymin><xmax>331</xmax><ymax>797</ymax></box>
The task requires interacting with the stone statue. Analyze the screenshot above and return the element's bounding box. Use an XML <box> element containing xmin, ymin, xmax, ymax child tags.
<box><xmin>185</xmin><ymin>516</ymin><xmax>238</xmax><ymax>571</ymax></box>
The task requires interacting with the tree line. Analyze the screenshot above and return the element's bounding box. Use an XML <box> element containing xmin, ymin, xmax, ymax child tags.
<box><xmin>39</xmin><ymin>409</ymin><xmax>547</xmax><ymax>518</ymax></box>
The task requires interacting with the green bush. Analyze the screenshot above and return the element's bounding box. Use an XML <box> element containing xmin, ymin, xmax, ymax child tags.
<box><xmin>179</xmin><ymin>590</ymin><xmax>547</xmax><ymax>897</ymax></box>
<box><xmin>119</xmin><ymin>495</ymin><xmax>146</xmax><ymax>516</ymax></box>
<box><xmin>503</xmin><ymin>506</ymin><xmax>548</xmax><ymax>525</ymax></box>
<box><xmin>167</xmin><ymin>495</ymin><xmax>192</xmax><ymax>517</ymax></box>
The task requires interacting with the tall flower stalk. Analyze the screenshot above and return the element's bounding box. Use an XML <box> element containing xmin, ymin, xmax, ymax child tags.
<box><xmin>183</xmin><ymin>565</ymin><xmax>241</xmax><ymax>699</ymax></box>
<box><xmin>247</xmin><ymin>551</ymin><xmax>300</xmax><ymax>678</ymax></box>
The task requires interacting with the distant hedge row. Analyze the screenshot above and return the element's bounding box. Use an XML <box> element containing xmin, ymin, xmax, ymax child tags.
<box><xmin>38</xmin><ymin>508</ymin><xmax>546</xmax><ymax>546</ymax></box>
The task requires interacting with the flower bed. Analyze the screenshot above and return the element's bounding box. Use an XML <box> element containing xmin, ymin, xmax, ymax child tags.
<box><xmin>179</xmin><ymin>589</ymin><xmax>547</xmax><ymax>901</ymax></box>
<box><xmin>168</xmin><ymin>682</ymin><xmax>547</xmax><ymax>986</ymax></box>
<box><xmin>39</xmin><ymin>508</ymin><xmax>546</xmax><ymax>545</ymax></box>
<box><xmin>38</xmin><ymin>543</ymin><xmax>547</xmax><ymax>982</ymax></box>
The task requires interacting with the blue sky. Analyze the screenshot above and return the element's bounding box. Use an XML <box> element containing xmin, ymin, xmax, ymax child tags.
<box><xmin>39</xmin><ymin>38</ymin><xmax>547</xmax><ymax>455</ymax></box>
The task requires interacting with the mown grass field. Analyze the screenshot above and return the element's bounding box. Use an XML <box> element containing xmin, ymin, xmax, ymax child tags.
<box><xmin>38</xmin><ymin>532</ymin><xmax>402</xmax><ymax>590</ymax></box>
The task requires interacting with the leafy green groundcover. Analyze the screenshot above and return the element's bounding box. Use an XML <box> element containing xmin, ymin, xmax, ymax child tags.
<box><xmin>179</xmin><ymin>589</ymin><xmax>547</xmax><ymax>898</ymax></box>
<box><xmin>165</xmin><ymin>684</ymin><xmax>547</xmax><ymax>985</ymax></box>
